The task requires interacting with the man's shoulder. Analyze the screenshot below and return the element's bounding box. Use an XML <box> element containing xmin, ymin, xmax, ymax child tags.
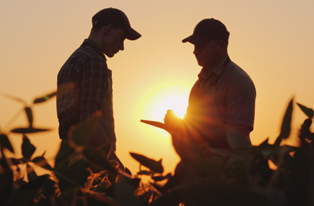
<box><xmin>219</xmin><ymin>60</ymin><xmax>255</xmax><ymax>93</ymax></box>
<box><xmin>225</xmin><ymin>61</ymin><xmax>253</xmax><ymax>82</ymax></box>
<box><xmin>59</xmin><ymin>43</ymin><xmax>107</xmax><ymax>76</ymax></box>
<box><xmin>60</xmin><ymin>45</ymin><xmax>106</xmax><ymax>73</ymax></box>
<box><xmin>71</xmin><ymin>43</ymin><xmax>103</xmax><ymax>62</ymax></box>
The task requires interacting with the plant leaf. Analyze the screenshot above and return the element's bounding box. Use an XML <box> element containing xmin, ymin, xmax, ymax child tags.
<box><xmin>10</xmin><ymin>158</ymin><xmax>22</xmax><ymax>165</ymax></box>
<box><xmin>274</xmin><ymin>98</ymin><xmax>293</xmax><ymax>146</ymax></box>
<box><xmin>127</xmin><ymin>177</ymin><xmax>141</xmax><ymax>190</ymax></box>
<box><xmin>61</xmin><ymin>158</ymin><xmax>90</xmax><ymax>187</ymax></box>
<box><xmin>96</xmin><ymin>143</ymin><xmax>112</xmax><ymax>161</ymax></box>
<box><xmin>124</xmin><ymin>167</ymin><xmax>132</xmax><ymax>176</ymax></box>
<box><xmin>227</xmin><ymin>130</ymin><xmax>251</xmax><ymax>150</ymax></box>
<box><xmin>137</xmin><ymin>191</ymin><xmax>153</xmax><ymax>205</ymax></box>
<box><xmin>0</xmin><ymin>159</ymin><xmax>13</xmax><ymax>203</ymax></box>
<box><xmin>20</xmin><ymin>174</ymin><xmax>50</xmax><ymax>191</ymax></box>
<box><xmin>0</xmin><ymin>134</ymin><xmax>14</xmax><ymax>153</ymax></box>
<box><xmin>280</xmin><ymin>145</ymin><xmax>298</xmax><ymax>153</ymax></box>
<box><xmin>258</xmin><ymin>137</ymin><xmax>270</xmax><ymax>148</ymax></box>
<box><xmin>70</xmin><ymin>112</ymin><xmax>101</xmax><ymax>146</ymax></box>
<box><xmin>149</xmin><ymin>187</ymin><xmax>183</xmax><ymax>206</ymax></box>
<box><xmin>42</xmin><ymin>178</ymin><xmax>56</xmax><ymax>196</ymax></box>
<box><xmin>24</xmin><ymin>107</ymin><xmax>33</xmax><ymax>128</ymax></box>
<box><xmin>137</xmin><ymin>170</ymin><xmax>152</xmax><ymax>176</ymax></box>
<box><xmin>32</xmin><ymin>156</ymin><xmax>53</xmax><ymax>171</ymax></box>
<box><xmin>11</xmin><ymin>127</ymin><xmax>50</xmax><ymax>134</ymax></box>
<box><xmin>27</xmin><ymin>164</ymin><xmax>37</xmax><ymax>182</ymax></box>
<box><xmin>22</xmin><ymin>135</ymin><xmax>36</xmax><ymax>160</ymax></box>
<box><xmin>54</xmin><ymin>140</ymin><xmax>74</xmax><ymax>170</ymax></box>
<box><xmin>83</xmin><ymin>147</ymin><xmax>116</xmax><ymax>173</ymax></box>
<box><xmin>115</xmin><ymin>181</ymin><xmax>138</xmax><ymax>206</ymax></box>
<box><xmin>152</xmin><ymin>173</ymin><xmax>172</xmax><ymax>182</ymax></box>
<box><xmin>33</xmin><ymin>91</ymin><xmax>57</xmax><ymax>104</ymax></box>
<box><xmin>297</xmin><ymin>102</ymin><xmax>314</xmax><ymax>119</ymax></box>
<box><xmin>130</xmin><ymin>152</ymin><xmax>164</xmax><ymax>173</ymax></box>
<box><xmin>1</xmin><ymin>92</ymin><xmax>26</xmax><ymax>105</ymax></box>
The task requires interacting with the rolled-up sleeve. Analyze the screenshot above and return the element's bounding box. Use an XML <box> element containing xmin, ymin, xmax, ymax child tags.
<box><xmin>226</xmin><ymin>76</ymin><xmax>256</xmax><ymax>129</ymax></box>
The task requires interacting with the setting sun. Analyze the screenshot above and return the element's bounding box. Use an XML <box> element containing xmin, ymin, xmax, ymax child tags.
<box><xmin>150</xmin><ymin>93</ymin><xmax>188</xmax><ymax>120</ymax></box>
<box><xmin>139</xmin><ymin>82</ymin><xmax>190</xmax><ymax>121</ymax></box>
<box><xmin>138</xmin><ymin>82</ymin><xmax>190</xmax><ymax>140</ymax></box>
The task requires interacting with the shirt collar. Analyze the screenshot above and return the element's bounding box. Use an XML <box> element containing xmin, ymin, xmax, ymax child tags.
<box><xmin>82</xmin><ymin>39</ymin><xmax>107</xmax><ymax>61</ymax></box>
<box><xmin>198</xmin><ymin>55</ymin><xmax>229</xmax><ymax>80</ymax></box>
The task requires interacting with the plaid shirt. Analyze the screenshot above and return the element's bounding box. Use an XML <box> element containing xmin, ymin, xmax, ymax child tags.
<box><xmin>57</xmin><ymin>39</ymin><xmax>112</xmax><ymax>140</ymax></box>
<box><xmin>185</xmin><ymin>56</ymin><xmax>256</xmax><ymax>147</ymax></box>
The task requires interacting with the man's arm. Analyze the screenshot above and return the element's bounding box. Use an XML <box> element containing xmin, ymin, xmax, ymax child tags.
<box><xmin>78</xmin><ymin>57</ymin><xmax>110</xmax><ymax>146</ymax></box>
<box><xmin>225</xmin><ymin>75</ymin><xmax>256</xmax><ymax>132</ymax></box>
<box><xmin>79</xmin><ymin>57</ymin><xmax>107</xmax><ymax>123</ymax></box>
<box><xmin>164</xmin><ymin>110</ymin><xmax>251</xmax><ymax>150</ymax></box>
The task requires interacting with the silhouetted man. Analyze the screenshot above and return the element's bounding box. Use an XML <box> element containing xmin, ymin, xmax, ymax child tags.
<box><xmin>57</xmin><ymin>8</ymin><xmax>141</xmax><ymax>169</ymax></box>
<box><xmin>164</xmin><ymin>18</ymin><xmax>256</xmax><ymax>160</ymax></box>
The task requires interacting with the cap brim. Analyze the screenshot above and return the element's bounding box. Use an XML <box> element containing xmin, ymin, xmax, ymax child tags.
<box><xmin>125</xmin><ymin>27</ymin><xmax>141</xmax><ymax>40</ymax></box>
<box><xmin>182</xmin><ymin>35</ymin><xmax>207</xmax><ymax>45</ymax></box>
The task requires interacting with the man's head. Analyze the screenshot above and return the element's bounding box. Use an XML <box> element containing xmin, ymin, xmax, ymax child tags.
<box><xmin>182</xmin><ymin>18</ymin><xmax>229</xmax><ymax>68</ymax></box>
<box><xmin>89</xmin><ymin>8</ymin><xmax>141</xmax><ymax>57</ymax></box>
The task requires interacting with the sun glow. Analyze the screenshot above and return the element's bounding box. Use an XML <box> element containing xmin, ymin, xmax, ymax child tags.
<box><xmin>150</xmin><ymin>93</ymin><xmax>188</xmax><ymax>120</ymax></box>
<box><xmin>138</xmin><ymin>82</ymin><xmax>190</xmax><ymax>141</ymax></box>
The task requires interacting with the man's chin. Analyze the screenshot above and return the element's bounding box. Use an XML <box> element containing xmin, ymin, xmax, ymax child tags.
<box><xmin>196</xmin><ymin>61</ymin><xmax>203</xmax><ymax>67</ymax></box>
<box><xmin>106</xmin><ymin>53</ymin><xmax>115</xmax><ymax>58</ymax></box>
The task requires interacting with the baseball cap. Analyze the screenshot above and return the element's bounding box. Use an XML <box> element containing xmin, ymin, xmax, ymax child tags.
<box><xmin>182</xmin><ymin>18</ymin><xmax>229</xmax><ymax>45</ymax></box>
<box><xmin>92</xmin><ymin>8</ymin><xmax>141</xmax><ymax>40</ymax></box>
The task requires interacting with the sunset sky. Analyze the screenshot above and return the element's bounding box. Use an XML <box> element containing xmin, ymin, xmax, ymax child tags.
<box><xmin>0</xmin><ymin>0</ymin><xmax>314</xmax><ymax>174</ymax></box>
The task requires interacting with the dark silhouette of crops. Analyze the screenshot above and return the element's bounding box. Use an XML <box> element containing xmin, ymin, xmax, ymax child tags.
<box><xmin>0</xmin><ymin>92</ymin><xmax>314</xmax><ymax>206</ymax></box>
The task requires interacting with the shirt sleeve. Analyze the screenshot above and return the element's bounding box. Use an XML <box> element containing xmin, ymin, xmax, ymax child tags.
<box><xmin>79</xmin><ymin>56</ymin><xmax>107</xmax><ymax>123</ymax></box>
<box><xmin>226</xmin><ymin>76</ymin><xmax>256</xmax><ymax>129</ymax></box>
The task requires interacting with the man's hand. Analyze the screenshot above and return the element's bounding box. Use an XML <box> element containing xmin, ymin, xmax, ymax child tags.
<box><xmin>163</xmin><ymin>110</ymin><xmax>184</xmax><ymax>131</ymax></box>
<box><xmin>164</xmin><ymin>110</ymin><xmax>194</xmax><ymax>160</ymax></box>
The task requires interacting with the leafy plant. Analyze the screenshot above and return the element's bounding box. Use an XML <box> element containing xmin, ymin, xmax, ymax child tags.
<box><xmin>1</xmin><ymin>91</ymin><xmax>314</xmax><ymax>206</ymax></box>
<box><xmin>0</xmin><ymin>91</ymin><xmax>56</xmax><ymax>206</ymax></box>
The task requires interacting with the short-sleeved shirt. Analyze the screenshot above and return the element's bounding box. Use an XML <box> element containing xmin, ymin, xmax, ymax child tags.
<box><xmin>57</xmin><ymin>39</ymin><xmax>116</xmax><ymax>146</ymax></box>
<box><xmin>185</xmin><ymin>56</ymin><xmax>256</xmax><ymax>137</ymax></box>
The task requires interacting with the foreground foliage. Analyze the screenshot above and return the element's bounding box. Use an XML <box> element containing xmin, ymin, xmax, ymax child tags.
<box><xmin>0</xmin><ymin>92</ymin><xmax>314</xmax><ymax>206</ymax></box>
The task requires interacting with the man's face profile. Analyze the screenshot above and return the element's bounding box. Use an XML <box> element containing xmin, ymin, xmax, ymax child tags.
<box><xmin>193</xmin><ymin>40</ymin><xmax>220</xmax><ymax>68</ymax></box>
<box><xmin>102</xmin><ymin>26</ymin><xmax>126</xmax><ymax>58</ymax></box>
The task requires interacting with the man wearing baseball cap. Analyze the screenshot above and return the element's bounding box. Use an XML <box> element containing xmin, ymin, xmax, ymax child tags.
<box><xmin>57</xmin><ymin>8</ymin><xmax>141</xmax><ymax>170</ymax></box>
<box><xmin>164</xmin><ymin>18</ymin><xmax>256</xmax><ymax>160</ymax></box>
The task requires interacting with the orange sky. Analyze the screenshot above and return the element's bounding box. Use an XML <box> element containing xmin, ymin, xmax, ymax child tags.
<box><xmin>0</xmin><ymin>0</ymin><xmax>314</xmax><ymax>174</ymax></box>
